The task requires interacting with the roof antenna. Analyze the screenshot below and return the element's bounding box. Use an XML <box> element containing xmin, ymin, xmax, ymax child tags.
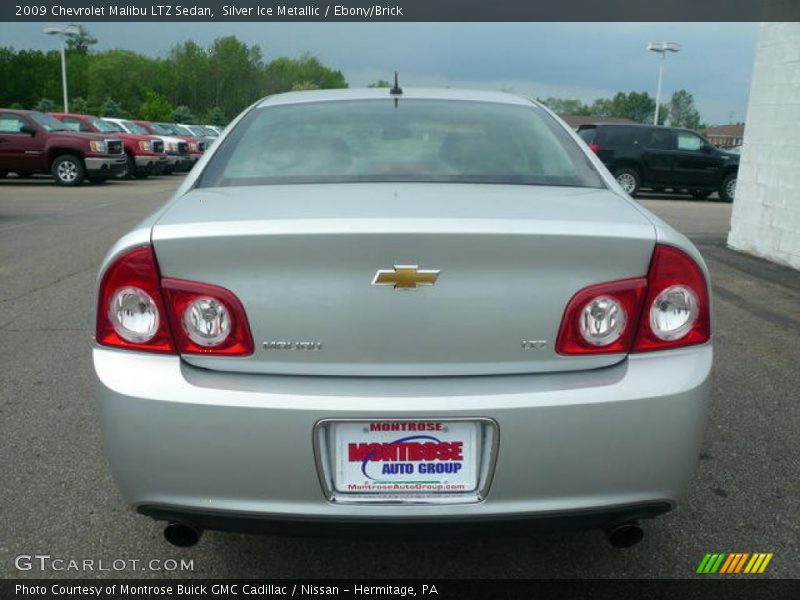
<box><xmin>390</xmin><ymin>71</ymin><xmax>402</xmax><ymax>96</ymax></box>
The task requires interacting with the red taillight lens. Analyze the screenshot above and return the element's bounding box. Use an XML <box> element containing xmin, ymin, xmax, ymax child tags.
<box><xmin>556</xmin><ymin>278</ymin><xmax>647</xmax><ymax>355</ymax></box>
<box><xmin>162</xmin><ymin>278</ymin><xmax>254</xmax><ymax>356</ymax></box>
<box><xmin>556</xmin><ymin>245</ymin><xmax>710</xmax><ymax>355</ymax></box>
<box><xmin>96</xmin><ymin>245</ymin><xmax>254</xmax><ymax>356</ymax></box>
<box><xmin>588</xmin><ymin>142</ymin><xmax>600</xmax><ymax>154</ymax></box>
<box><xmin>633</xmin><ymin>245</ymin><xmax>710</xmax><ymax>352</ymax></box>
<box><xmin>96</xmin><ymin>246</ymin><xmax>175</xmax><ymax>353</ymax></box>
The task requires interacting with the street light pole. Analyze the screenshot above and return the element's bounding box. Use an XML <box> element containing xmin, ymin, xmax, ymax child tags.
<box><xmin>43</xmin><ymin>24</ymin><xmax>80</xmax><ymax>113</ymax></box>
<box><xmin>648</xmin><ymin>41</ymin><xmax>682</xmax><ymax>125</ymax></box>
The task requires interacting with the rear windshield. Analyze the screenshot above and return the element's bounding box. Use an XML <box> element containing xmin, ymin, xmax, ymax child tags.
<box><xmin>577</xmin><ymin>128</ymin><xmax>596</xmax><ymax>143</ymax></box>
<box><xmin>198</xmin><ymin>99</ymin><xmax>604</xmax><ymax>189</ymax></box>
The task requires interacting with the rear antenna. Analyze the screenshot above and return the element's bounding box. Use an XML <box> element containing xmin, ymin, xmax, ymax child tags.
<box><xmin>390</xmin><ymin>71</ymin><xmax>402</xmax><ymax>107</ymax></box>
<box><xmin>390</xmin><ymin>71</ymin><xmax>403</xmax><ymax>95</ymax></box>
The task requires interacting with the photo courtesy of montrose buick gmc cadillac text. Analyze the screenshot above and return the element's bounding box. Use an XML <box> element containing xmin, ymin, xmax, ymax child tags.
<box><xmin>93</xmin><ymin>88</ymin><xmax>712</xmax><ymax>549</ymax></box>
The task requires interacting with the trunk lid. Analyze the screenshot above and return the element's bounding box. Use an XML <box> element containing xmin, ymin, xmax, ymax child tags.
<box><xmin>151</xmin><ymin>184</ymin><xmax>656</xmax><ymax>376</ymax></box>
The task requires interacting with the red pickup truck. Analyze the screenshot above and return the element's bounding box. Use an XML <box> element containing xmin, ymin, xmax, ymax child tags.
<box><xmin>51</xmin><ymin>112</ymin><xmax>167</xmax><ymax>179</ymax></box>
<box><xmin>0</xmin><ymin>109</ymin><xmax>126</xmax><ymax>185</ymax></box>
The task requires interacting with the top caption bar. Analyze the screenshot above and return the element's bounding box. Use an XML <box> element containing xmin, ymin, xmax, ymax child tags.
<box><xmin>3</xmin><ymin>0</ymin><xmax>800</xmax><ymax>21</ymax></box>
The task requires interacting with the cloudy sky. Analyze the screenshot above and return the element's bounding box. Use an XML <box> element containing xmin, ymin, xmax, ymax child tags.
<box><xmin>0</xmin><ymin>21</ymin><xmax>759</xmax><ymax>124</ymax></box>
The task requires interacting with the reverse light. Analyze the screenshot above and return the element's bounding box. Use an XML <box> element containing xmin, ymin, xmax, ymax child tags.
<box><xmin>162</xmin><ymin>278</ymin><xmax>253</xmax><ymax>355</ymax></box>
<box><xmin>108</xmin><ymin>287</ymin><xmax>160</xmax><ymax>343</ymax></box>
<box><xmin>556</xmin><ymin>278</ymin><xmax>647</xmax><ymax>354</ymax></box>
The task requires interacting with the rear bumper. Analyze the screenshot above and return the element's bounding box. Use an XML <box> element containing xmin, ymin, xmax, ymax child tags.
<box><xmin>94</xmin><ymin>344</ymin><xmax>711</xmax><ymax>526</ymax></box>
<box><xmin>85</xmin><ymin>156</ymin><xmax>126</xmax><ymax>175</ymax></box>
<box><xmin>139</xmin><ymin>502</ymin><xmax>672</xmax><ymax>537</ymax></box>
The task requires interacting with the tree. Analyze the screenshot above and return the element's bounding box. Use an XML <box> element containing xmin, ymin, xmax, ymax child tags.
<box><xmin>70</xmin><ymin>96</ymin><xmax>90</xmax><ymax>114</ymax></box>
<box><xmin>368</xmin><ymin>80</ymin><xmax>392</xmax><ymax>88</ymax></box>
<box><xmin>291</xmin><ymin>81</ymin><xmax>319</xmax><ymax>91</ymax></box>
<box><xmin>172</xmin><ymin>105</ymin><xmax>194</xmax><ymax>123</ymax></box>
<box><xmin>589</xmin><ymin>91</ymin><xmax>657</xmax><ymax>124</ymax></box>
<box><xmin>668</xmin><ymin>89</ymin><xmax>701</xmax><ymax>129</ymax></box>
<box><xmin>139</xmin><ymin>90</ymin><xmax>173</xmax><ymax>122</ymax></box>
<box><xmin>100</xmin><ymin>97</ymin><xmax>124</xmax><ymax>117</ymax></box>
<box><xmin>65</xmin><ymin>25</ymin><xmax>97</xmax><ymax>54</ymax></box>
<box><xmin>204</xmin><ymin>106</ymin><xmax>226</xmax><ymax>126</ymax></box>
<box><xmin>538</xmin><ymin>97</ymin><xmax>590</xmax><ymax>115</ymax></box>
<box><xmin>34</xmin><ymin>97</ymin><xmax>55</xmax><ymax>112</ymax></box>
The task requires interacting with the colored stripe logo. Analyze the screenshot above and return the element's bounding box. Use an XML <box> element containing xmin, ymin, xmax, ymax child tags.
<box><xmin>697</xmin><ymin>553</ymin><xmax>773</xmax><ymax>574</ymax></box>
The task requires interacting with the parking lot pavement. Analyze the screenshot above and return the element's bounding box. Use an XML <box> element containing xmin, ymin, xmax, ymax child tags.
<box><xmin>1</xmin><ymin>179</ymin><xmax>798</xmax><ymax>579</ymax></box>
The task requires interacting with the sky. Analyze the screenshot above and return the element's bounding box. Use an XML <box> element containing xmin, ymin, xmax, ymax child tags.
<box><xmin>0</xmin><ymin>22</ymin><xmax>760</xmax><ymax>124</ymax></box>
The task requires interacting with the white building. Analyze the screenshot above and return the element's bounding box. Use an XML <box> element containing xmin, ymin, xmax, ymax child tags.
<box><xmin>728</xmin><ymin>23</ymin><xmax>800</xmax><ymax>270</ymax></box>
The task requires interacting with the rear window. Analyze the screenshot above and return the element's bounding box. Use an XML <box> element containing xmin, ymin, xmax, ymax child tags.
<box><xmin>198</xmin><ymin>99</ymin><xmax>604</xmax><ymax>189</ymax></box>
<box><xmin>598</xmin><ymin>127</ymin><xmax>642</xmax><ymax>147</ymax></box>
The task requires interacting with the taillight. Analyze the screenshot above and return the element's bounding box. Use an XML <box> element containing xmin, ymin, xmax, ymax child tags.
<box><xmin>162</xmin><ymin>279</ymin><xmax>254</xmax><ymax>355</ymax></box>
<box><xmin>96</xmin><ymin>246</ymin><xmax>175</xmax><ymax>353</ymax></box>
<box><xmin>556</xmin><ymin>278</ymin><xmax>647</xmax><ymax>354</ymax></box>
<box><xmin>96</xmin><ymin>245</ymin><xmax>254</xmax><ymax>356</ymax></box>
<box><xmin>556</xmin><ymin>245</ymin><xmax>710</xmax><ymax>355</ymax></box>
<box><xmin>588</xmin><ymin>142</ymin><xmax>600</xmax><ymax>154</ymax></box>
<box><xmin>633</xmin><ymin>245</ymin><xmax>710</xmax><ymax>352</ymax></box>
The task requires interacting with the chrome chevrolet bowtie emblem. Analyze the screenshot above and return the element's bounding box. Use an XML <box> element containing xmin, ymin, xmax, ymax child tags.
<box><xmin>372</xmin><ymin>265</ymin><xmax>440</xmax><ymax>290</ymax></box>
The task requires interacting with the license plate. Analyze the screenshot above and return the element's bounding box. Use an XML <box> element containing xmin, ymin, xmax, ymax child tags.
<box><xmin>332</xmin><ymin>420</ymin><xmax>480</xmax><ymax>494</ymax></box>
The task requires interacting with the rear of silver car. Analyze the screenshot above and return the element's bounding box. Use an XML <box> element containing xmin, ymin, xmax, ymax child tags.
<box><xmin>94</xmin><ymin>89</ymin><xmax>711</xmax><ymax>546</ymax></box>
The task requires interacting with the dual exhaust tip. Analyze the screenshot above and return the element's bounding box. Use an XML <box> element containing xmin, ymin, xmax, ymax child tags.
<box><xmin>162</xmin><ymin>520</ymin><xmax>644</xmax><ymax>548</ymax></box>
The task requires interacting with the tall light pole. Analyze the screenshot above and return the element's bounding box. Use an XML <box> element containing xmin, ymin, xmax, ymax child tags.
<box><xmin>648</xmin><ymin>41</ymin><xmax>682</xmax><ymax>125</ymax></box>
<box><xmin>43</xmin><ymin>24</ymin><xmax>80</xmax><ymax>113</ymax></box>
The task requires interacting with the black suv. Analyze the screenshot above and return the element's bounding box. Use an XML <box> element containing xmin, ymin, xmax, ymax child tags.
<box><xmin>577</xmin><ymin>123</ymin><xmax>739</xmax><ymax>202</ymax></box>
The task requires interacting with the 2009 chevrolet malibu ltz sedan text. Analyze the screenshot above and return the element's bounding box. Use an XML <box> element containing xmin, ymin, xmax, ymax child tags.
<box><xmin>93</xmin><ymin>87</ymin><xmax>712</xmax><ymax>548</ymax></box>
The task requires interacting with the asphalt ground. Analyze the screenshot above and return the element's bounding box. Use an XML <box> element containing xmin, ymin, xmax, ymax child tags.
<box><xmin>0</xmin><ymin>177</ymin><xmax>798</xmax><ymax>579</ymax></box>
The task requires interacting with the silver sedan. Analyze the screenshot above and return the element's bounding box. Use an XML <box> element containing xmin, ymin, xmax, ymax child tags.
<box><xmin>93</xmin><ymin>88</ymin><xmax>712</xmax><ymax>548</ymax></box>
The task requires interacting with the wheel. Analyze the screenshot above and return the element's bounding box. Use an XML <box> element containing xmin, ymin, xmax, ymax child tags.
<box><xmin>614</xmin><ymin>167</ymin><xmax>640</xmax><ymax>196</ymax></box>
<box><xmin>51</xmin><ymin>154</ymin><xmax>85</xmax><ymax>186</ymax></box>
<box><xmin>134</xmin><ymin>169</ymin><xmax>150</xmax><ymax>180</ymax></box>
<box><xmin>162</xmin><ymin>166</ymin><xmax>174</xmax><ymax>175</ymax></box>
<box><xmin>690</xmin><ymin>190</ymin><xmax>711</xmax><ymax>199</ymax></box>
<box><xmin>720</xmin><ymin>173</ymin><xmax>737</xmax><ymax>203</ymax></box>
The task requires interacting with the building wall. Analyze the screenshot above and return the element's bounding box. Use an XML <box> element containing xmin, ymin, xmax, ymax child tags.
<box><xmin>728</xmin><ymin>23</ymin><xmax>800</xmax><ymax>270</ymax></box>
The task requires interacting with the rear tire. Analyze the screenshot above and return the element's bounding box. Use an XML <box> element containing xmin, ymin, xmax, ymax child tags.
<box><xmin>614</xmin><ymin>167</ymin><xmax>640</xmax><ymax>196</ymax></box>
<box><xmin>720</xmin><ymin>173</ymin><xmax>736</xmax><ymax>203</ymax></box>
<box><xmin>51</xmin><ymin>154</ymin><xmax>85</xmax><ymax>186</ymax></box>
<box><xmin>690</xmin><ymin>190</ymin><xmax>711</xmax><ymax>200</ymax></box>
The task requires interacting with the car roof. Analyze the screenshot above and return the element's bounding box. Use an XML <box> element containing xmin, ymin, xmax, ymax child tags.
<box><xmin>256</xmin><ymin>87</ymin><xmax>534</xmax><ymax>108</ymax></box>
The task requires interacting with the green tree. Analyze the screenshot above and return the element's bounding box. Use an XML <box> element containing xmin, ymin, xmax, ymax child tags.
<box><xmin>668</xmin><ymin>89</ymin><xmax>701</xmax><ymax>129</ymax></box>
<box><xmin>65</xmin><ymin>25</ymin><xmax>97</xmax><ymax>54</ymax></box>
<box><xmin>34</xmin><ymin>97</ymin><xmax>55</xmax><ymax>112</ymax></box>
<box><xmin>204</xmin><ymin>106</ymin><xmax>226</xmax><ymax>126</ymax></box>
<box><xmin>172</xmin><ymin>105</ymin><xmax>194</xmax><ymax>123</ymax></box>
<box><xmin>263</xmin><ymin>53</ymin><xmax>347</xmax><ymax>96</ymax></box>
<box><xmin>70</xmin><ymin>96</ymin><xmax>90</xmax><ymax>114</ymax></box>
<box><xmin>368</xmin><ymin>79</ymin><xmax>392</xmax><ymax>88</ymax></box>
<box><xmin>139</xmin><ymin>90</ymin><xmax>173</xmax><ymax>122</ymax></box>
<box><xmin>538</xmin><ymin>97</ymin><xmax>590</xmax><ymax>115</ymax></box>
<box><xmin>589</xmin><ymin>91</ymin><xmax>657</xmax><ymax>123</ymax></box>
<box><xmin>291</xmin><ymin>81</ymin><xmax>320</xmax><ymax>91</ymax></box>
<box><xmin>100</xmin><ymin>97</ymin><xmax>124</xmax><ymax>117</ymax></box>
